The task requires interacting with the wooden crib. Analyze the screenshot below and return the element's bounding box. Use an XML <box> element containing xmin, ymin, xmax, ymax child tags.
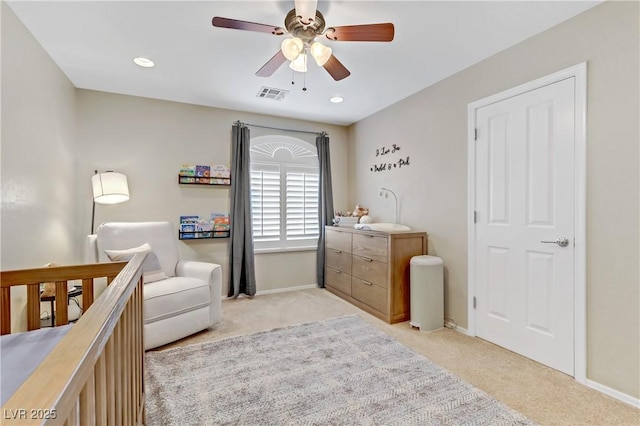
<box><xmin>0</xmin><ymin>253</ymin><xmax>146</xmax><ymax>425</ymax></box>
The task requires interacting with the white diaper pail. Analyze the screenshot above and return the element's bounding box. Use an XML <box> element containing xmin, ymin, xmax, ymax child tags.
<box><xmin>409</xmin><ymin>255</ymin><xmax>444</xmax><ymax>332</ymax></box>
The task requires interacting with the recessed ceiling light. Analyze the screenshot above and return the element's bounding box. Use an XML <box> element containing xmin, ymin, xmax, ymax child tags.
<box><xmin>133</xmin><ymin>57</ymin><xmax>155</xmax><ymax>68</ymax></box>
<box><xmin>330</xmin><ymin>96</ymin><xmax>344</xmax><ymax>103</ymax></box>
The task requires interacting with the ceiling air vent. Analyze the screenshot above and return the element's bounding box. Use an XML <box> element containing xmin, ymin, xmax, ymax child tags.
<box><xmin>257</xmin><ymin>86</ymin><xmax>288</xmax><ymax>101</ymax></box>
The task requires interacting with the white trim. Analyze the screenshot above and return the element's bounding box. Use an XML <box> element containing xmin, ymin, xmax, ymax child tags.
<box><xmin>255</xmin><ymin>283</ymin><xmax>317</xmax><ymax>296</ymax></box>
<box><xmin>586</xmin><ymin>380</ymin><xmax>640</xmax><ymax>409</ymax></box>
<box><xmin>254</xmin><ymin>246</ymin><xmax>317</xmax><ymax>254</ymax></box>
<box><xmin>467</xmin><ymin>63</ymin><xmax>587</xmax><ymax>383</ymax></box>
<box><xmin>444</xmin><ymin>324</ymin><xmax>469</xmax><ymax>336</ymax></box>
<box><xmin>221</xmin><ymin>283</ymin><xmax>318</xmax><ymax>300</ymax></box>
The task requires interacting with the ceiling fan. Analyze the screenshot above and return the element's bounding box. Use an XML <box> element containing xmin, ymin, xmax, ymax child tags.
<box><xmin>212</xmin><ymin>0</ymin><xmax>394</xmax><ymax>81</ymax></box>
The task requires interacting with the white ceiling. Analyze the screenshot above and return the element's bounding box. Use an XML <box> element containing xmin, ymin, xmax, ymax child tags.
<box><xmin>8</xmin><ymin>1</ymin><xmax>600</xmax><ymax>126</ymax></box>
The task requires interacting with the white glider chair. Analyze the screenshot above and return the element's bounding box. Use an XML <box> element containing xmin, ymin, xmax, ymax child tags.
<box><xmin>87</xmin><ymin>221</ymin><xmax>222</xmax><ymax>350</ymax></box>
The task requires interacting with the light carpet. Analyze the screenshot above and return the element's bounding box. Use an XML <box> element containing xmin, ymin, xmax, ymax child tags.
<box><xmin>145</xmin><ymin>315</ymin><xmax>536</xmax><ymax>425</ymax></box>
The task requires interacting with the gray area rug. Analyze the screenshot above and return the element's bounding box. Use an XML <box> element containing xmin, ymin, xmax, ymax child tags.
<box><xmin>146</xmin><ymin>315</ymin><xmax>535</xmax><ymax>425</ymax></box>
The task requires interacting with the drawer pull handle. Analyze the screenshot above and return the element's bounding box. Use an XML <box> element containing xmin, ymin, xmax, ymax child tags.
<box><xmin>363</xmin><ymin>257</ymin><xmax>373</xmax><ymax>262</ymax></box>
<box><xmin>333</xmin><ymin>249</ymin><xmax>342</xmax><ymax>254</ymax></box>
<box><xmin>331</xmin><ymin>268</ymin><xmax>341</xmax><ymax>274</ymax></box>
<box><xmin>362</xmin><ymin>280</ymin><xmax>373</xmax><ymax>286</ymax></box>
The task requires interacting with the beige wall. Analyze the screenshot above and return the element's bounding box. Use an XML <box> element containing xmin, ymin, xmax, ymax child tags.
<box><xmin>75</xmin><ymin>90</ymin><xmax>349</xmax><ymax>293</ymax></box>
<box><xmin>1</xmin><ymin>3</ymin><xmax>78</xmax><ymax>330</ymax></box>
<box><xmin>349</xmin><ymin>1</ymin><xmax>639</xmax><ymax>398</ymax></box>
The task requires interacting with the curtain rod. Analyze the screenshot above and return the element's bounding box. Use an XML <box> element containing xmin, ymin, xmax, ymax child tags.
<box><xmin>235</xmin><ymin>120</ymin><xmax>326</xmax><ymax>136</ymax></box>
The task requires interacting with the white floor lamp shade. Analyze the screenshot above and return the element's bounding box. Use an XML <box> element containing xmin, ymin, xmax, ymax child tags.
<box><xmin>91</xmin><ymin>171</ymin><xmax>129</xmax><ymax>233</ymax></box>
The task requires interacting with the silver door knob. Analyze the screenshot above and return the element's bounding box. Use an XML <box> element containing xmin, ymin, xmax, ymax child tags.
<box><xmin>540</xmin><ymin>237</ymin><xmax>569</xmax><ymax>247</ymax></box>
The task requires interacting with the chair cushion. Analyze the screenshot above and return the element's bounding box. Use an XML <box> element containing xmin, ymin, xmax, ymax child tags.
<box><xmin>96</xmin><ymin>222</ymin><xmax>179</xmax><ymax>277</ymax></box>
<box><xmin>104</xmin><ymin>243</ymin><xmax>168</xmax><ymax>284</ymax></box>
<box><xmin>143</xmin><ymin>277</ymin><xmax>210</xmax><ymax>324</ymax></box>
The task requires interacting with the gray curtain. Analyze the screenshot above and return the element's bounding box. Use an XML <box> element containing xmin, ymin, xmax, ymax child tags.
<box><xmin>316</xmin><ymin>132</ymin><xmax>334</xmax><ymax>288</ymax></box>
<box><xmin>228</xmin><ymin>122</ymin><xmax>256</xmax><ymax>297</ymax></box>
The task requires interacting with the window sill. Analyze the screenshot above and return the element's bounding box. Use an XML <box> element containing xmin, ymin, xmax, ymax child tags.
<box><xmin>254</xmin><ymin>246</ymin><xmax>318</xmax><ymax>255</ymax></box>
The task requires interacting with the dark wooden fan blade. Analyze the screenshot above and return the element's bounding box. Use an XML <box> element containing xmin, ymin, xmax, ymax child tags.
<box><xmin>212</xmin><ymin>17</ymin><xmax>284</xmax><ymax>35</ymax></box>
<box><xmin>323</xmin><ymin>55</ymin><xmax>350</xmax><ymax>81</ymax></box>
<box><xmin>325</xmin><ymin>23</ymin><xmax>394</xmax><ymax>42</ymax></box>
<box><xmin>256</xmin><ymin>51</ymin><xmax>287</xmax><ymax>77</ymax></box>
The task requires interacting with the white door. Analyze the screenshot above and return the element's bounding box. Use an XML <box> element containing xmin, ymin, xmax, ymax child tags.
<box><xmin>474</xmin><ymin>77</ymin><xmax>575</xmax><ymax>375</ymax></box>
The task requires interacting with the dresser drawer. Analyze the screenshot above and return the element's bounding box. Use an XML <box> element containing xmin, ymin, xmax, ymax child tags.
<box><xmin>325</xmin><ymin>266</ymin><xmax>351</xmax><ymax>295</ymax></box>
<box><xmin>351</xmin><ymin>256</ymin><xmax>387</xmax><ymax>288</ymax></box>
<box><xmin>352</xmin><ymin>277</ymin><xmax>388</xmax><ymax>314</ymax></box>
<box><xmin>352</xmin><ymin>234</ymin><xmax>388</xmax><ymax>262</ymax></box>
<box><xmin>326</xmin><ymin>247</ymin><xmax>351</xmax><ymax>273</ymax></box>
<box><xmin>326</xmin><ymin>229</ymin><xmax>352</xmax><ymax>253</ymax></box>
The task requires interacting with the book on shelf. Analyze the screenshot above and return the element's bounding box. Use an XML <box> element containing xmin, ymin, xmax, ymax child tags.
<box><xmin>195</xmin><ymin>165</ymin><xmax>211</xmax><ymax>183</ymax></box>
<box><xmin>211</xmin><ymin>164</ymin><xmax>231</xmax><ymax>178</ymax></box>
<box><xmin>178</xmin><ymin>214</ymin><xmax>229</xmax><ymax>238</ymax></box>
<box><xmin>211</xmin><ymin>213</ymin><xmax>230</xmax><ymax>231</ymax></box>
<box><xmin>179</xmin><ymin>164</ymin><xmax>196</xmax><ymax>177</ymax></box>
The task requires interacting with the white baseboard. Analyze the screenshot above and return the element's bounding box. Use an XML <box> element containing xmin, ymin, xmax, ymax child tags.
<box><xmin>586</xmin><ymin>379</ymin><xmax>640</xmax><ymax>408</ymax></box>
<box><xmin>447</xmin><ymin>324</ymin><xmax>469</xmax><ymax>335</ymax></box>
<box><xmin>221</xmin><ymin>284</ymin><xmax>318</xmax><ymax>299</ymax></box>
<box><xmin>255</xmin><ymin>283</ymin><xmax>317</xmax><ymax>296</ymax></box>
<box><xmin>444</xmin><ymin>320</ymin><xmax>469</xmax><ymax>335</ymax></box>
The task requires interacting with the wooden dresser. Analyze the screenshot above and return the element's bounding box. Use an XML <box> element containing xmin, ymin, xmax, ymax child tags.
<box><xmin>324</xmin><ymin>226</ymin><xmax>427</xmax><ymax>324</ymax></box>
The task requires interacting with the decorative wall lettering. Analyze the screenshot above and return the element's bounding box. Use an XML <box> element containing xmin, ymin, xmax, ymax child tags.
<box><xmin>370</xmin><ymin>144</ymin><xmax>410</xmax><ymax>173</ymax></box>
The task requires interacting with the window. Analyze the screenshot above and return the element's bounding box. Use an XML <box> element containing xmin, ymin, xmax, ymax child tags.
<box><xmin>250</xmin><ymin>135</ymin><xmax>319</xmax><ymax>250</ymax></box>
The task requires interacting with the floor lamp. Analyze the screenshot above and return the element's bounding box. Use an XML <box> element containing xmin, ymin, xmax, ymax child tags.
<box><xmin>91</xmin><ymin>170</ymin><xmax>130</xmax><ymax>234</ymax></box>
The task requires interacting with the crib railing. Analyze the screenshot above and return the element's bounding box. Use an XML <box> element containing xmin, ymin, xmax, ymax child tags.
<box><xmin>0</xmin><ymin>261</ymin><xmax>128</xmax><ymax>333</ymax></box>
<box><xmin>0</xmin><ymin>253</ymin><xmax>146</xmax><ymax>425</ymax></box>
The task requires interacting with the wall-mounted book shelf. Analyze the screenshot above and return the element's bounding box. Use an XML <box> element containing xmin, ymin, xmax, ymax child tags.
<box><xmin>179</xmin><ymin>231</ymin><xmax>230</xmax><ymax>240</ymax></box>
<box><xmin>178</xmin><ymin>176</ymin><xmax>231</xmax><ymax>186</ymax></box>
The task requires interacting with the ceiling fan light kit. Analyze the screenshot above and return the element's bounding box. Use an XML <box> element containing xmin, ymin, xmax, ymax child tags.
<box><xmin>212</xmin><ymin>0</ymin><xmax>394</xmax><ymax>82</ymax></box>
<box><xmin>289</xmin><ymin>53</ymin><xmax>308</xmax><ymax>73</ymax></box>
<box><xmin>310</xmin><ymin>41</ymin><xmax>332</xmax><ymax>66</ymax></box>
<box><xmin>281</xmin><ymin>38</ymin><xmax>304</xmax><ymax>61</ymax></box>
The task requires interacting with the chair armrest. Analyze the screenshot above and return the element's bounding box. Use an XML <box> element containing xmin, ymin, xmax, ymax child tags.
<box><xmin>176</xmin><ymin>260</ymin><xmax>222</xmax><ymax>326</ymax></box>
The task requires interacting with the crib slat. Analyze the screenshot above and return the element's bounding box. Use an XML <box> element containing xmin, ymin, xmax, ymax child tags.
<box><xmin>106</xmin><ymin>337</ymin><xmax>115</xmax><ymax>424</ymax></box>
<box><xmin>81</xmin><ymin>278</ymin><xmax>94</xmax><ymax>311</ymax></box>
<box><xmin>80</xmin><ymin>373</ymin><xmax>95</xmax><ymax>424</ymax></box>
<box><xmin>122</xmin><ymin>302</ymin><xmax>132</xmax><ymax>424</ymax></box>
<box><xmin>55</xmin><ymin>281</ymin><xmax>68</xmax><ymax>326</ymax></box>
<box><xmin>27</xmin><ymin>283</ymin><xmax>41</xmax><ymax>331</ymax></box>
<box><xmin>94</xmin><ymin>354</ymin><xmax>107</xmax><ymax>425</ymax></box>
<box><xmin>1</xmin><ymin>287</ymin><xmax>11</xmax><ymax>335</ymax></box>
<box><xmin>115</xmin><ymin>321</ymin><xmax>123</xmax><ymax>425</ymax></box>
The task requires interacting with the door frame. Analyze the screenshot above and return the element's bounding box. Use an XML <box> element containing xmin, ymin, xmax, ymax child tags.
<box><xmin>467</xmin><ymin>62</ymin><xmax>587</xmax><ymax>383</ymax></box>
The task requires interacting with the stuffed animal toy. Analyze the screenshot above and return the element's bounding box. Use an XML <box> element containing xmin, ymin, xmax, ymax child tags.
<box><xmin>40</xmin><ymin>262</ymin><xmax>60</xmax><ymax>298</ymax></box>
<box><xmin>352</xmin><ymin>204</ymin><xmax>369</xmax><ymax>217</ymax></box>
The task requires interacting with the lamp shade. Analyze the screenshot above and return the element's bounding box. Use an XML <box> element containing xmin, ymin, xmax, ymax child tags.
<box><xmin>281</xmin><ymin>38</ymin><xmax>303</xmax><ymax>61</ymax></box>
<box><xmin>92</xmin><ymin>171</ymin><xmax>129</xmax><ymax>204</ymax></box>
<box><xmin>289</xmin><ymin>53</ymin><xmax>308</xmax><ymax>73</ymax></box>
<box><xmin>310</xmin><ymin>42</ymin><xmax>332</xmax><ymax>66</ymax></box>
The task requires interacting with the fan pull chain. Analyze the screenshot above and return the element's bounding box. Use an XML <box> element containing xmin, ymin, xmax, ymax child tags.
<box><xmin>302</xmin><ymin>53</ymin><xmax>307</xmax><ymax>91</ymax></box>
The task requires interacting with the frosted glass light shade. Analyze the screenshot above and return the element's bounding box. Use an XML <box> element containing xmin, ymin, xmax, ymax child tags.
<box><xmin>281</xmin><ymin>38</ymin><xmax>303</xmax><ymax>61</ymax></box>
<box><xmin>310</xmin><ymin>42</ymin><xmax>332</xmax><ymax>66</ymax></box>
<box><xmin>289</xmin><ymin>53</ymin><xmax>308</xmax><ymax>73</ymax></box>
<box><xmin>92</xmin><ymin>172</ymin><xmax>129</xmax><ymax>204</ymax></box>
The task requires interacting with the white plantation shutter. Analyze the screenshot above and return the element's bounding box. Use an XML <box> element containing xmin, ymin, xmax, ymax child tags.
<box><xmin>251</xmin><ymin>165</ymin><xmax>281</xmax><ymax>241</ymax></box>
<box><xmin>250</xmin><ymin>135</ymin><xmax>319</xmax><ymax>250</ymax></box>
<box><xmin>286</xmin><ymin>168</ymin><xmax>319</xmax><ymax>240</ymax></box>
